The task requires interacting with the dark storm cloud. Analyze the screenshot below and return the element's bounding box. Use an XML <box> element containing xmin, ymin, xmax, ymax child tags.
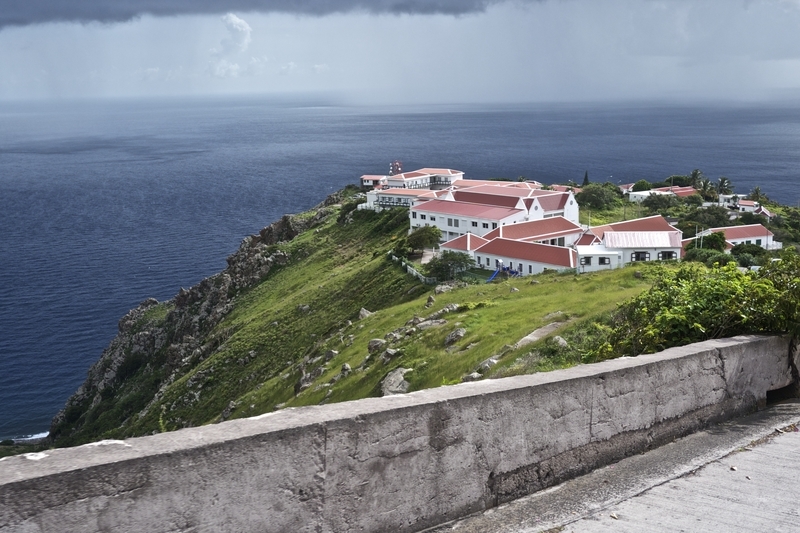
<box><xmin>0</xmin><ymin>0</ymin><xmax>531</xmax><ymax>28</ymax></box>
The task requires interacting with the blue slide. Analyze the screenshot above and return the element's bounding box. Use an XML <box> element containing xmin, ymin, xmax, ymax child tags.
<box><xmin>486</xmin><ymin>269</ymin><xmax>500</xmax><ymax>282</ymax></box>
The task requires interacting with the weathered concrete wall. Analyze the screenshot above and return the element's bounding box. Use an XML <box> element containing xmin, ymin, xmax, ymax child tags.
<box><xmin>0</xmin><ymin>335</ymin><xmax>794</xmax><ymax>533</ymax></box>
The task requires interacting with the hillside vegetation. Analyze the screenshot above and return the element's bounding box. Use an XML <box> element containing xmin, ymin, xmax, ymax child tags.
<box><xmin>42</xmin><ymin>186</ymin><xmax>800</xmax><ymax>451</ymax></box>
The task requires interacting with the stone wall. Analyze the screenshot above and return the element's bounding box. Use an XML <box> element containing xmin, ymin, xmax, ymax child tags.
<box><xmin>1</xmin><ymin>335</ymin><xmax>794</xmax><ymax>533</ymax></box>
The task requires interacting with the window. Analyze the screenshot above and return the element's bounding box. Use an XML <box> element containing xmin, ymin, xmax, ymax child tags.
<box><xmin>518</xmin><ymin>263</ymin><xmax>523</xmax><ymax>272</ymax></box>
<box><xmin>486</xmin><ymin>257</ymin><xmax>490</xmax><ymax>266</ymax></box>
<box><xmin>430</xmin><ymin>216</ymin><xmax>436</xmax><ymax>221</ymax></box>
<box><xmin>756</xmin><ymin>239</ymin><xmax>762</xmax><ymax>246</ymax></box>
<box><xmin>657</xmin><ymin>251</ymin><xmax>676</xmax><ymax>260</ymax></box>
<box><xmin>557</xmin><ymin>237</ymin><xmax>565</xmax><ymax>246</ymax></box>
<box><xmin>492</xmin><ymin>223</ymin><xmax>498</xmax><ymax>229</ymax></box>
<box><xmin>631</xmin><ymin>251</ymin><xmax>650</xmax><ymax>262</ymax></box>
<box><xmin>477</xmin><ymin>256</ymin><xmax>481</xmax><ymax>265</ymax></box>
<box><xmin>472</xmin><ymin>221</ymin><xmax>478</xmax><ymax>227</ymax></box>
<box><xmin>580</xmin><ymin>257</ymin><xmax>592</xmax><ymax>266</ymax></box>
<box><xmin>528</xmin><ymin>265</ymin><xmax>532</xmax><ymax>274</ymax></box>
<box><xmin>447</xmin><ymin>218</ymin><xmax>453</xmax><ymax>227</ymax></box>
<box><xmin>420</xmin><ymin>214</ymin><xmax>426</xmax><ymax>220</ymax></box>
<box><xmin>599</xmin><ymin>257</ymin><xmax>610</xmax><ymax>265</ymax></box>
<box><xmin>412</xmin><ymin>212</ymin><xmax>417</xmax><ymax>219</ymax></box>
<box><xmin>482</xmin><ymin>222</ymin><xmax>489</xmax><ymax>229</ymax></box>
<box><xmin>453</xmin><ymin>219</ymin><xmax>460</xmax><ymax>228</ymax></box>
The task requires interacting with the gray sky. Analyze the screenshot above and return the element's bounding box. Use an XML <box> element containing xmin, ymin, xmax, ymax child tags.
<box><xmin>2</xmin><ymin>0</ymin><xmax>800</xmax><ymax>104</ymax></box>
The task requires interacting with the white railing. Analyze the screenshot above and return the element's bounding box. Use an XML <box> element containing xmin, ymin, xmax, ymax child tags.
<box><xmin>389</xmin><ymin>254</ymin><xmax>437</xmax><ymax>284</ymax></box>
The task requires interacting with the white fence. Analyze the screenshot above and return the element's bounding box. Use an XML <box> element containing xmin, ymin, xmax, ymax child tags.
<box><xmin>389</xmin><ymin>254</ymin><xmax>437</xmax><ymax>284</ymax></box>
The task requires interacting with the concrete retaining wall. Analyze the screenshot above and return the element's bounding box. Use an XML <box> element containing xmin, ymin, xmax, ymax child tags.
<box><xmin>0</xmin><ymin>335</ymin><xmax>795</xmax><ymax>533</ymax></box>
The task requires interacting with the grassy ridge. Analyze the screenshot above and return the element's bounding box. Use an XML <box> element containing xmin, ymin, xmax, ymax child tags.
<box><xmin>46</xmin><ymin>200</ymin><xmax>658</xmax><ymax>448</ymax></box>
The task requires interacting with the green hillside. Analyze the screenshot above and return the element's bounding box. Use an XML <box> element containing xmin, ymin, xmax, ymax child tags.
<box><xmin>44</xmin><ymin>187</ymin><xmax>800</xmax><ymax>450</ymax></box>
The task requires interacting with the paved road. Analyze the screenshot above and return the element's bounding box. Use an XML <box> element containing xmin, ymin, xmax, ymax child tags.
<box><xmin>427</xmin><ymin>400</ymin><xmax>800</xmax><ymax>533</ymax></box>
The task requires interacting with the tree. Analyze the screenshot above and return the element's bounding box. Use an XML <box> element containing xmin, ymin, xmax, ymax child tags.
<box><xmin>689</xmin><ymin>169</ymin><xmax>705</xmax><ymax>188</ymax></box>
<box><xmin>582</xmin><ymin>171</ymin><xmax>589</xmax><ymax>187</ymax></box>
<box><xmin>407</xmin><ymin>225</ymin><xmax>441</xmax><ymax>252</ymax></box>
<box><xmin>631</xmin><ymin>179</ymin><xmax>652</xmax><ymax>192</ymax></box>
<box><xmin>575</xmin><ymin>183</ymin><xmax>619</xmax><ymax>210</ymax></box>
<box><xmin>698</xmin><ymin>178</ymin><xmax>718</xmax><ymax>201</ymax></box>
<box><xmin>717</xmin><ymin>176</ymin><xmax>733</xmax><ymax>195</ymax></box>
<box><xmin>424</xmin><ymin>251</ymin><xmax>474</xmax><ymax>281</ymax></box>
<box><xmin>684</xmin><ymin>231</ymin><xmax>727</xmax><ymax>252</ymax></box>
<box><xmin>748</xmin><ymin>186</ymin><xmax>769</xmax><ymax>203</ymax></box>
<box><xmin>641</xmin><ymin>194</ymin><xmax>680</xmax><ymax>214</ymax></box>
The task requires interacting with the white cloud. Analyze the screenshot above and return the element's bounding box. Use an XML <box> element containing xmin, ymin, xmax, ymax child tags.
<box><xmin>213</xmin><ymin>13</ymin><xmax>252</xmax><ymax>55</ymax></box>
<box><xmin>208</xmin><ymin>58</ymin><xmax>241</xmax><ymax>78</ymax></box>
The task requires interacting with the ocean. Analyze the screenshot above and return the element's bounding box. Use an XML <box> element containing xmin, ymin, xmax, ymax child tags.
<box><xmin>1</xmin><ymin>97</ymin><xmax>799</xmax><ymax>441</ymax></box>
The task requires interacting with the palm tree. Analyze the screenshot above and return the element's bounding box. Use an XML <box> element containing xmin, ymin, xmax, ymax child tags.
<box><xmin>689</xmin><ymin>169</ymin><xmax>705</xmax><ymax>188</ymax></box>
<box><xmin>698</xmin><ymin>178</ymin><xmax>718</xmax><ymax>201</ymax></box>
<box><xmin>749</xmin><ymin>186</ymin><xmax>765</xmax><ymax>203</ymax></box>
<box><xmin>717</xmin><ymin>176</ymin><xmax>733</xmax><ymax>195</ymax></box>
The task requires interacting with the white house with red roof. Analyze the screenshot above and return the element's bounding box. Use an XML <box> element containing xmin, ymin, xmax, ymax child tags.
<box><xmin>361</xmin><ymin>174</ymin><xmax>388</xmax><ymax>188</ymax></box>
<box><xmin>481</xmin><ymin>216</ymin><xmax>584</xmax><ymax>247</ymax></box>
<box><xmin>444</xmin><ymin>186</ymin><xmax>579</xmax><ymax>224</ymax></box>
<box><xmin>363</xmin><ymin>188</ymin><xmax>444</xmax><ymax>210</ymax></box>
<box><xmin>410</xmin><ymin>199</ymin><xmax>527</xmax><ymax>241</ymax></box>
<box><xmin>384</xmin><ymin>168</ymin><xmax>464</xmax><ymax>190</ymax></box>
<box><xmin>471</xmin><ymin>238</ymin><xmax>578</xmax><ymax>275</ymax></box>
<box><xmin>440</xmin><ymin>233</ymin><xmax>490</xmax><ymax>254</ymax></box>
<box><xmin>576</xmin><ymin>215</ymin><xmax>683</xmax><ymax>271</ymax></box>
<box><xmin>697</xmin><ymin>224</ymin><xmax>781</xmax><ymax>251</ymax></box>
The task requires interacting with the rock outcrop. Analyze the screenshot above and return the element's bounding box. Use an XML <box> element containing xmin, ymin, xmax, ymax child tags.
<box><xmin>50</xmin><ymin>201</ymin><xmax>339</xmax><ymax>442</ymax></box>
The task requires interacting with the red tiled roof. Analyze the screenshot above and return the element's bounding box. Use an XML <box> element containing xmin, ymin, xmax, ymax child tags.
<box><xmin>549</xmin><ymin>185</ymin><xmax>582</xmax><ymax>194</ymax></box>
<box><xmin>414</xmin><ymin>168</ymin><xmax>464</xmax><ymax>176</ymax></box>
<box><xmin>738</xmin><ymin>200</ymin><xmax>756</xmax><ymax>206</ymax></box>
<box><xmin>537</xmin><ymin>193</ymin><xmax>570</xmax><ymax>212</ymax></box>
<box><xmin>411</xmin><ymin>199</ymin><xmax>522</xmax><ymax>220</ymax></box>
<box><xmin>482</xmin><ymin>216</ymin><xmax>583</xmax><ymax>241</ymax></box>
<box><xmin>576</xmin><ymin>232</ymin><xmax>600</xmax><ymax>245</ymax></box>
<box><xmin>653</xmin><ymin>186</ymin><xmax>698</xmax><ymax>198</ymax></box>
<box><xmin>708</xmin><ymin>224</ymin><xmax>773</xmax><ymax>240</ymax></box>
<box><xmin>450</xmin><ymin>179</ymin><xmax>518</xmax><ymax>189</ymax></box>
<box><xmin>474</xmin><ymin>238</ymin><xmax>577</xmax><ymax>268</ymax></box>
<box><xmin>452</xmin><ymin>190</ymin><xmax>521</xmax><ymax>208</ymax></box>
<box><xmin>390</xmin><ymin>171</ymin><xmax>429</xmax><ymax>180</ymax></box>
<box><xmin>459</xmin><ymin>185</ymin><xmax>535</xmax><ymax>198</ymax></box>
<box><xmin>591</xmin><ymin>215</ymin><xmax>677</xmax><ymax>239</ymax></box>
<box><xmin>441</xmin><ymin>233</ymin><xmax>489</xmax><ymax>252</ymax></box>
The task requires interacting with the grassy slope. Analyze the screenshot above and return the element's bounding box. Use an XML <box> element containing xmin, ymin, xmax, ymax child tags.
<box><xmin>50</xmin><ymin>200</ymin><xmax>657</xmax><ymax>446</ymax></box>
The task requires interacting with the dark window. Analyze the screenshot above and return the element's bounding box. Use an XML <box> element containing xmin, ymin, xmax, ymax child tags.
<box><xmin>453</xmin><ymin>219</ymin><xmax>460</xmax><ymax>228</ymax></box>
<box><xmin>472</xmin><ymin>221</ymin><xmax>478</xmax><ymax>227</ymax></box>
<box><xmin>492</xmin><ymin>223</ymin><xmax>498</xmax><ymax>229</ymax></box>
<box><xmin>420</xmin><ymin>214</ymin><xmax>426</xmax><ymax>220</ymax></box>
<box><xmin>756</xmin><ymin>239</ymin><xmax>762</xmax><ymax>246</ymax></box>
<box><xmin>599</xmin><ymin>257</ymin><xmax>610</xmax><ymax>265</ymax></box>
<box><xmin>482</xmin><ymin>222</ymin><xmax>489</xmax><ymax>229</ymax></box>
<box><xmin>430</xmin><ymin>216</ymin><xmax>436</xmax><ymax>221</ymax></box>
<box><xmin>447</xmin><ymin>218</ymin><xmax>453</xmax><ymax>226</ymax></box>
<box><xmin>631</xmin><ymin>251</ymin><xmax>650</xmax><ymax>262</ymax></box>
<box><xmin>528</xmin><ymin>265</ymin><xmax>532</xmax><ymax>273</ymax></box>
<box><xmin>580</xmin><ymin>257</ymin><xmax>592</xmax><ymax>266</ymax></box>
<box><xmin>412</xmin><ymin>212</ymin><xmax>417</xmax><ymax>219</ymax></box>
<box><xmin>657</xmin><ymin>251</ymin><xmax>676</xmax><ymax>260</ymax></box>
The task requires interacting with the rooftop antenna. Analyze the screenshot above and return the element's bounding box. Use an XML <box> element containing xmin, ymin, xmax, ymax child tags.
<box><xmin>389</xmin><ymin>160</ymin><xmax>403</xmax><ymax>176</ymax></box>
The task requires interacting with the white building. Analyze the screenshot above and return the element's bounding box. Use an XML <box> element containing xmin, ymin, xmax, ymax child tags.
<box><xmin>410</xmin><ymin>199</ymin><xmax>527</xmax><ymax>241</ymax></box>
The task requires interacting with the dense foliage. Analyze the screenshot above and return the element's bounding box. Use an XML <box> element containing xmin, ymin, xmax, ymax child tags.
<box><xmin>589</xmin><ymin>250</ymin><xmax>800</xmax><ymax>359</ymax></box>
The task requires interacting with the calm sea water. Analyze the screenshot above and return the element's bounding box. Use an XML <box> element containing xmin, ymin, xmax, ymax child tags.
<box><xmin>2</xmin><ymin>97</ymin><xmax>799</xmax><ymax>440</ymax></box>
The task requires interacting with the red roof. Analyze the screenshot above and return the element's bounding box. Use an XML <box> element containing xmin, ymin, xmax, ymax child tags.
<box><xmin>459</xmin><ymin>185</ymin><xmax>535</xmax><ymax>198</ymax></box>
<box><xmin>482</xmin><ymin>216</ymin><xmax>583</xmax><ymax>241</ymax></box>
<box><xmin>411</xmin><ymin>199</ymin><xmax>522</xmax><ymax>220</ymax></box>
<box><xmin>591</xmin><ymin>215</ymin><xmax>677</xmax><ymax>239</ymax></box>
<box><xmin>414</xmin><ymin>168</ymin><xmax>463</xmax><ymax>176</ymax></box>
<box><xmin>391</xmin><ymin>171</ymin><xmax>428</xmax><ymax>180</ymax></box>
<box><xmin>452</xmin><ymin>190</ymin><xmax>521</xmax><ymax>208</ymax></box>
<box><xmin>536</xmin><ymin>193</ymin><xmax>570</xmax><ymax>212</ymax></box>
<box><xmin>441</xmin><ymin>233</ymin><xmax>489</xmax><ymax>251</ymax></box>
<box><xmin>576</xmin><ymin>232</ymin><xmax>600</xmax><ymax>245</ymax></box>
<box><xmin>708</xmin><ymin>224</ymin><xmax>773</xmax><ymax>240</ymax></box>
<box><xmin>653</xmin><ymin>186</ymin><xmax>698</xmax><ymax>198</ymax></box>
<box><xmin>738</xmin><ymin>200</ymin><xmax>756</xmax><ymax>207</ymax></box>
<box><xmin>475</xmin><ymin>238</ymin><xmax>577</xmax><ymax>268</ymax></box>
